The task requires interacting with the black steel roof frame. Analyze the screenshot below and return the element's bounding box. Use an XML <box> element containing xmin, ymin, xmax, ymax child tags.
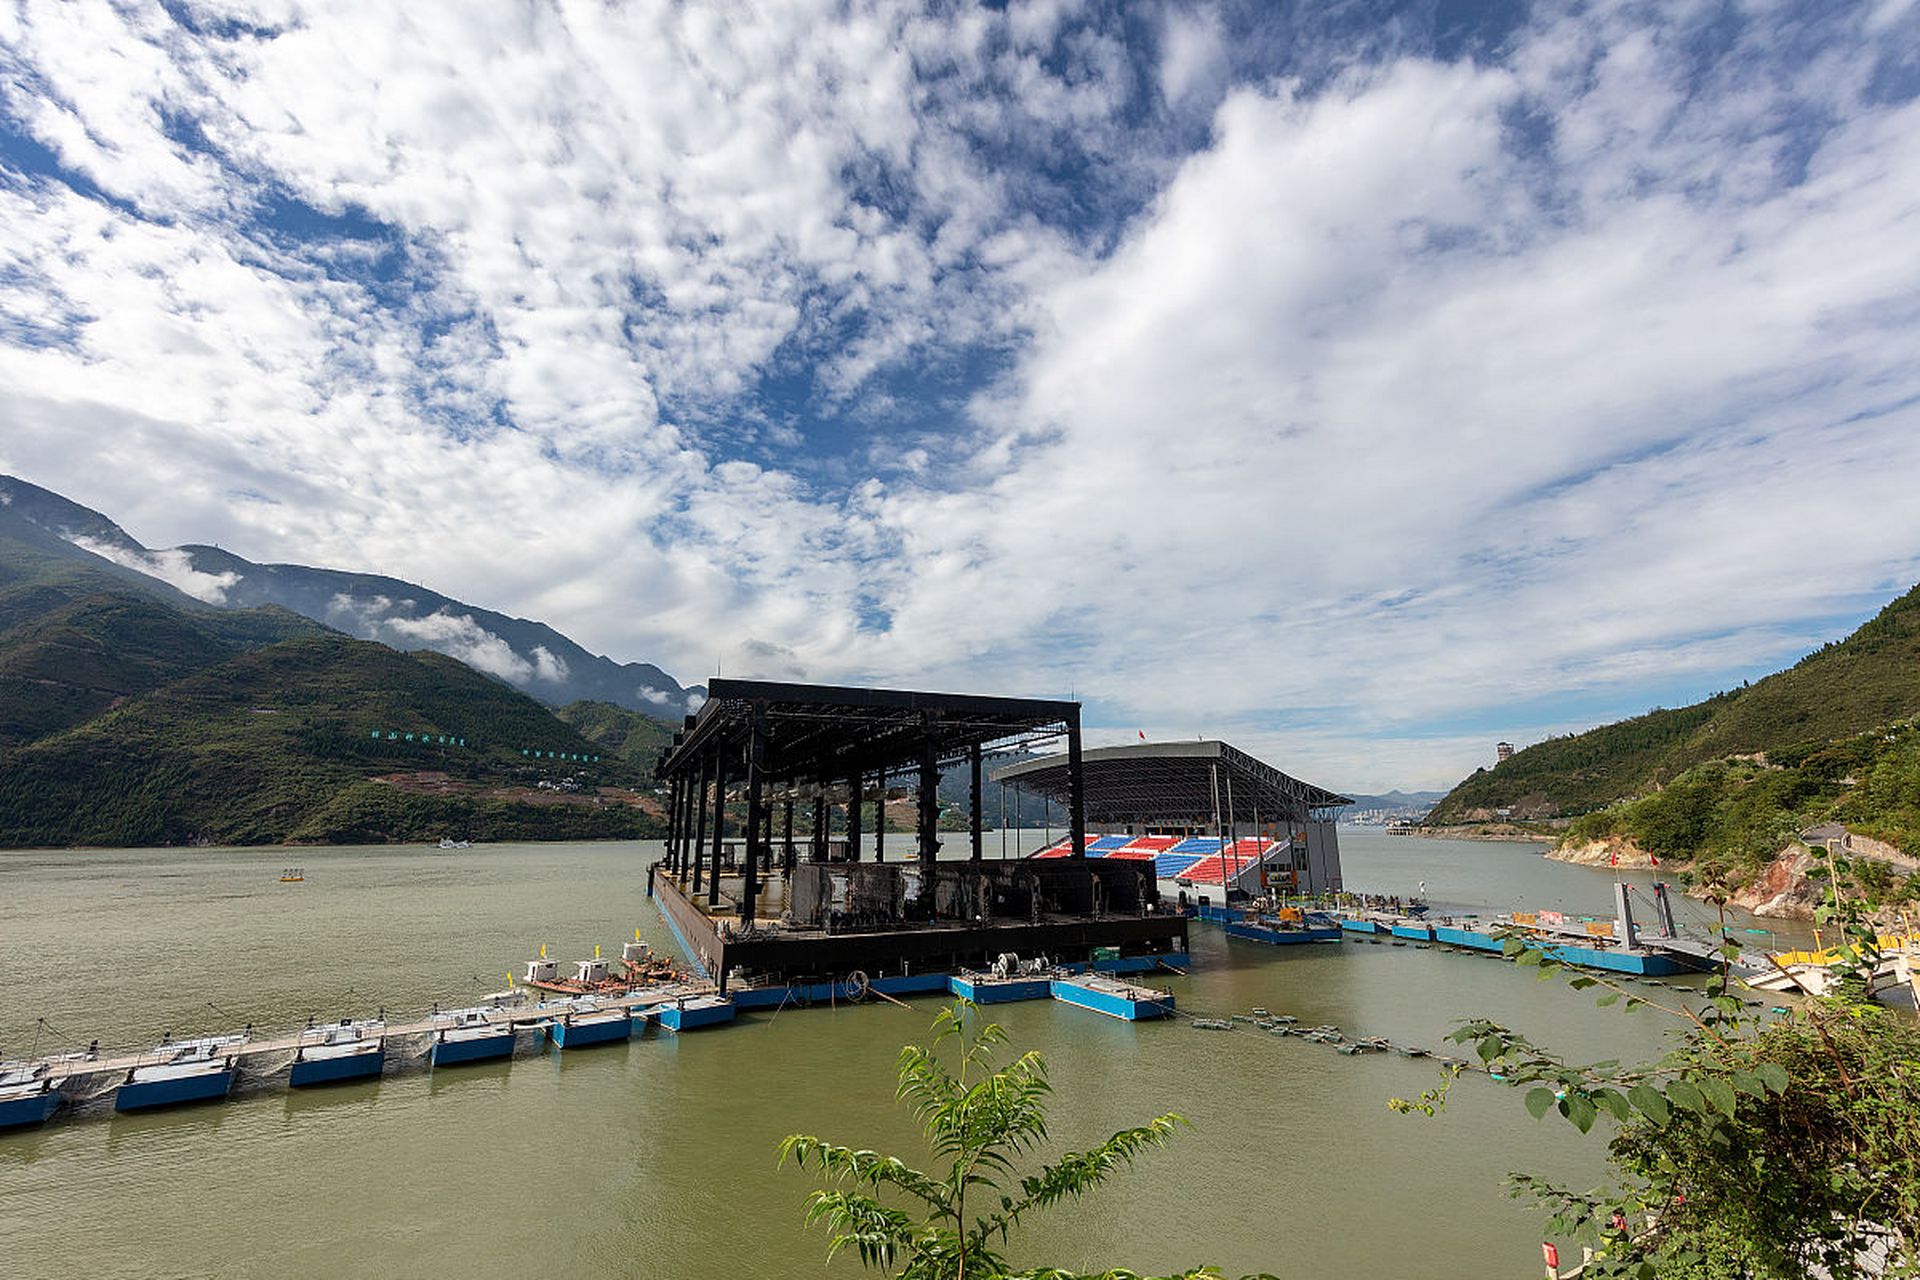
<box><xmin>655</xmin><ymin>678</ymin><xmax>1081</xmax><ymax>784</ymax></box>
<box><xmin>990</xmin><ymin>740</ymin><xmax>1351</xmax><ymax>825</ymax></box>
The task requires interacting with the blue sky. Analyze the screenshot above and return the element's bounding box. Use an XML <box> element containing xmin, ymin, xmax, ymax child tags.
<box><xmin>1</xmin><ymin>0</ymin><xmax>1918</xmax><ymax>791</ymax></box>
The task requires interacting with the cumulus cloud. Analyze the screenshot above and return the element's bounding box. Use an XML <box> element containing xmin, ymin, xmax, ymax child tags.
<box><xmin>1</xmin><ymin>2</ymin><xmax>1917</xmax><ymax>789</ymax></box>
<box><xmin>636</xmin><ymin>685</ymin><xmax>673</xmax><ymax>707</ymax></box>
<box><xmin>383</xmin><ymin>610</ymin><xmax>536</xmax><ymax>684</ymax></box>
<box><xmin>527</xmin><ymin>645</ymin><xmax>569</xmax><ymax>684</ymax></box>
<box><xmin>66</xmin><ymin>535</ymin><xmax>242</xmax><ymax>604</ymax></box>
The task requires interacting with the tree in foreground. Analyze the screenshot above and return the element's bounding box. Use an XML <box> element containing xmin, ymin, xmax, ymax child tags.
<box><xmin>780</xmin><ymin>999</ymin><xmax>1272</xmax><ymax>1280</ymax></box>
<box><xmin>1394</xmin><ymin>861</ymin><xmax>1920</xmax><ymax>1279</ymax></box>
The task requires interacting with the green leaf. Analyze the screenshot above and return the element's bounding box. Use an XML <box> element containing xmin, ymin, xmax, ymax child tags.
<box><xmin>1593</xmin><ymin>1089</ymin><xmax>1631</xmax><ymax>1123</ymax></box>
<box><xmin>1596</xmin><ymin>992</ymin><xmax>1620</xmax><ymax>1007</ymax></box>
<box><xmin>1731</xmin><ymin>1070</ymin><xmax>1766</xmax><ymax>1098</ymax></box>
<box><xmin>1699</xmin><ymin>1076</ymin><xmax>1737</xmax><ymax>1117</ymax></box>
<box><xmin>1525</xmin><ymin>1087</ymin><xmax>1556</xmax><ymax>1120</ymax></box>
<box><xmin>1755</xmin><ymin>1062</ymin><xmax>1791</xmax><ymax>1094</ymax></box>
<box><xmin>1665</xmin><ymin>1079</ymin><xmax>1707</xmax><ymax>1113</ymax></box>
<box><xmin>1628</xmin><ymin>1082</ymin><xmax>1670</xmax><ymax>1125</ymax></box>
<box><xmin>1561</xmin><ymin>1092</ymin><xmax>1597</xmax><ymax>1134</ymax></box>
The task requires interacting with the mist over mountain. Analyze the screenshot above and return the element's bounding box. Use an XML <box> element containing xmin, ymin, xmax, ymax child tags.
<box><xmin>0</xmin><ymin>476</ymin><xmax>704</xmax><ymax>718</ymax></box>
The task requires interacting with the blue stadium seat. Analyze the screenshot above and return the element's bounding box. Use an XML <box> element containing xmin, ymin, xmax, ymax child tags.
<box><xmin>1168</xmin><ymin>837</ymin><xmax>1221</xmax><ymax>856</ymax></box>
<box><xmin>1153</xmin><ymin>853</ymin><xmax>1205</xmax><ymax>878</ymax></box>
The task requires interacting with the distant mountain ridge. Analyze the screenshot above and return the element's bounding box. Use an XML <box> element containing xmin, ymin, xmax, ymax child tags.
<box><xmin>1427</xmin><ymin>582</ymin><xmax>1920</xmax><ymax>824</ymax></box>
<box><xmin>0</xmin><ymin>476</ymin><xmax>705</xmax><ymax>719</ymax></box>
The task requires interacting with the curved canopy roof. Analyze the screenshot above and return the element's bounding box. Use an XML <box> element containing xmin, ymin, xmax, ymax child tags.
<box><xmin>992</xmin><ymin>740</ymin><xmax>1350</xmax><ymax>825</ymax></box>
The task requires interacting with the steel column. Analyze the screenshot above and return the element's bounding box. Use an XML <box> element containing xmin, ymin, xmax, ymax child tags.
<box><xmin>1067</xmin><ymin>707</ymin><xmax>1086</xmax><ymax>860</ymax></box>
<box><xmin>811</xmin><ymin>793</ymin><xmax>827</xmax><ymax>863</ymax></box>
<box><xmin>742</xmin><ymin>707</ymin><xmax>765</xmax><ymax>927</ymax></box>
<box><xmin>918</xmin><ymin>712</ymin><xmax>940</xmax><ymax>886</ymax></box>
<box><xmin>846</xmin><ymin>773</ymin><xmax>863</xmax><ymax>863</ymax></box>
<box><xmin>969</xmin><ymin>742</ymin><xmax>983</xmax><ymax>863</ymax></box>
<box><xmin>874</xmin><ymin>770</ymin><xmax>886</xmax><ymax>862</ymax></box>
<box><xmin>708</xmin><ymin>752</ymin><xmax>727</xmax><ymax>909</ymax></box>
<box><xmin>691</xmin><ymin>754</ymin><xmax>710</xmax><ymax>893</ymax></box>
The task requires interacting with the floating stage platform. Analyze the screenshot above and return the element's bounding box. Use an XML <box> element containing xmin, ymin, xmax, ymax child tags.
<box><xmin>652</xmin><ymin>865</ymin><xmax>1188</xmax><ymax>996</ymax></box>
<box><xmin>649</xmin><ymin>679</ymin><xmax>1190</xmax><ymax>997</ymax></box>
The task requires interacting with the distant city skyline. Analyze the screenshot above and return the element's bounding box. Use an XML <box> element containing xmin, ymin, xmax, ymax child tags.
<box><xmin>2</xmin><ymin>1</ymin><xmax>1917</xmax><ymax>792</ymax></box>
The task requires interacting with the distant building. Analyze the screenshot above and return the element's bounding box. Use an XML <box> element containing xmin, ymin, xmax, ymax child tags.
<box><xmin>1496</xmin><ymin>741</ymin><xmax>1515</xmax><ymax>763</ymax></box>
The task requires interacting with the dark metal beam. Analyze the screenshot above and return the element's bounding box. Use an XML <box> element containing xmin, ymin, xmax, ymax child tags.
<box><xmin>691</xmin><ymin>754</ymin><xmax>710</xmax><ymax>893</ymax></box>
<box><xmin>846</xmin><ymin>772</ymin><xmax>863</xmax><ymax>863</ymax></box>
<box><xmin>1067</xmin><ymin>707</ymin><xmax>1086</xmax><ymax>861</ymax></box>
<box><xmin>707</xmin><ymin>751</ymin><xmax>726</xmax><ymax>909</ymax></box>
<box><xmin>742</xmin><ymin>706</ymin><xmax>766</xmax><ymax>927</ymax></box>
<box><xmin>969</xmin><ymin>742</ymin><xmax>983</xmax><ymax>864</ymax></box>
<box><xmin>918</xmin><ymin>713</ymin><xmax>940</xmax><ymax>897</ymax></box>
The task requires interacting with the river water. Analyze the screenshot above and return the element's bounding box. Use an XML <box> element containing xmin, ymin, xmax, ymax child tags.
<box><xmin>0</xmin><ymin>832</ymin><xmax>1792</xmax><ymax>1279</ymax></box>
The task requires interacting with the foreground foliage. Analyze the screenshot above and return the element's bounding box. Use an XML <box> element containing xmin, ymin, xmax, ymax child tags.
<box><xmin>1396</xmin><ymin>863</ymin><xmax>1920</xmax><ymax>1278</ymax></box>
<box><xmin>781</xmin><ymin>1000</ymin><xmax>1269</xmax><ymax>1280</ymax></box>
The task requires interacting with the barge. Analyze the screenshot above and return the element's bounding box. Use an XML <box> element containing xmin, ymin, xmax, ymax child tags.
<box><xmin>0</xmin><ymin>1062</ymin><xmax>61</xmax><ymax>1129</ymax></box>
<box><xmin>1049</xmin><ymin>975</ymin><xmax>1175</xmax><ymax>1021</ymax></box>
<box><xmin>428</xmin><ymin>1009</ymin><xmax>518</xmax><ymax>1066</ymax></box>
<box><xmin>290</xmin><ymin>1020</ymin><xmax>386</xmax><ymax>1087</ymax></box>
<box><xmin>115</xmin><ymin>1036</ymin><xmax>244</xmax><ymax>1112</ymax></box>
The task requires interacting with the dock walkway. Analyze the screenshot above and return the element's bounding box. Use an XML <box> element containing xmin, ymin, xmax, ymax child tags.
<box><xmin>34</xmin><ymin>980</ymin><xmax>716</xmax><ymax>1088</ymax></box>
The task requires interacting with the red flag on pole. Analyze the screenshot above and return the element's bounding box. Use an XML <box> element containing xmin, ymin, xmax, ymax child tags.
<box><xmin>1138</xmin><ymin>729</ymin><xmax>1146</xmax><ymax>741</ymax></box>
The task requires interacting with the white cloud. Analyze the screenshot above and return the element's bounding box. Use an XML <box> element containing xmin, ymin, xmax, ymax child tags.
<box><xmin>527</xmin><ymin>645</ymin><xmax>568</xmax><ymax>684</ymax></box>
<box><xmin>1159</xmin><ymin>8</ymin><xmax>1227</xmax><ymax>108</ymax></box>
<box><xmin>383</xmin><ymin>610</ymin><xmax>535</xmax><ymax>684</ymax></box>
<box><xmin>636</xmin><ymin>684</ymin><xmax>673</xmax><ymax>707</ymax></box>
<box><xmin>66</xmin><ymin>535</ymin><xmax>242</xmax><ymax>604</ymax></box>
<box><xmin>1</xmin><ymin>2</ymin><xmax>1917</xmax><ymax>792</ymax></box>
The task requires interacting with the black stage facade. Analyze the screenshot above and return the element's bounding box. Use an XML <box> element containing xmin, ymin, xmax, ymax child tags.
<box><xmin>649</xmin><ymin>678</ymin><xmax>1188</xmax><ymax>992</ymax></box>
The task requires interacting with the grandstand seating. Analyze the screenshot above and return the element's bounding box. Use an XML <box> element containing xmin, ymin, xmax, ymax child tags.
<box><xmin>1026</xmin><ymin>834</ymin><xmax>1285</xmax><ymax>886</ymax></box>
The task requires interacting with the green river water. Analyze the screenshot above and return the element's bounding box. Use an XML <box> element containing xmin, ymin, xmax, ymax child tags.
<box><xmin>0</xmin><ymin>832</ymin><xmax>1799</xmax><ymax>1279</ymax></box>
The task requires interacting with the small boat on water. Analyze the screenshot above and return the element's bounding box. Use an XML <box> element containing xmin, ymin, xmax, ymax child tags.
<box><xmin>116</xmin><ymin>1035</ymin><xmax>246</xmax><ymax>1112</ymax></box>
<box><xmin>520</xmin><ymin>935</ymin><xmax>677</xmax><ymax>995</ymax></box>
<box><xmin>290</xmin><ymin>1019</ymin><xmax>387</xmax><ymax>1087</ymax></box>
<box><xmin>438</xmin><ymin>838</ymin><xmax>471</xmax><ymax>850</ymax></box>
<box><xmin>279</xmin><ymin>868</ymin><xmax>304</xmax><ymax>882</ymax></box>
<box><xmin>0</xmin><ymin>1062</ymin><xmax>61</xmax><ymax>1129</ymax></box>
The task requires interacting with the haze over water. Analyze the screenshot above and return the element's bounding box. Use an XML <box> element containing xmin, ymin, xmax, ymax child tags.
<box><xmin>0</xmin><ymin>833</ymin><xmax>1793</xmax><ymax>1278</ymax></box>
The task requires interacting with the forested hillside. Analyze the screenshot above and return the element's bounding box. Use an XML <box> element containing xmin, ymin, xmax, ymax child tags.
<box><xmin>1429</xmin><ymin>583</ymin><xmax>1920</xmax><ymax>825</ymax></box>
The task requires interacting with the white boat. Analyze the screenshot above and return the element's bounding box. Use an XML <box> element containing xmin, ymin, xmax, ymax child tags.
<box><xmin>438</xmin><ymin>838</ymin><xmax>471</xmax><ymax>850</ymax></box>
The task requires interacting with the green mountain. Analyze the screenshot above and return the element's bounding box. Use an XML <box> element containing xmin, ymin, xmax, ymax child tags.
<box><xmin>0</xmin><ymin>481</ymin><xmax>686</xmax><ymax>849</ymax></box>
<box><xmin>1427</xmin><ymin>583</ymin><xmax>1920</xmax><ymax>860</ymax></box>
<box><xmin>0</xmin><ymin>629</ymin><xmax>667</xmax><ymax>848</ymax></box>
<box><xmin>554</xmin><ymin>699</ymin><xmax>680</xmax><ymax>768</ymax></box>
<box><xmin>0</xmin><ymin>475</ymin><xmax>705</xmax><ymax>717</ymax></box>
